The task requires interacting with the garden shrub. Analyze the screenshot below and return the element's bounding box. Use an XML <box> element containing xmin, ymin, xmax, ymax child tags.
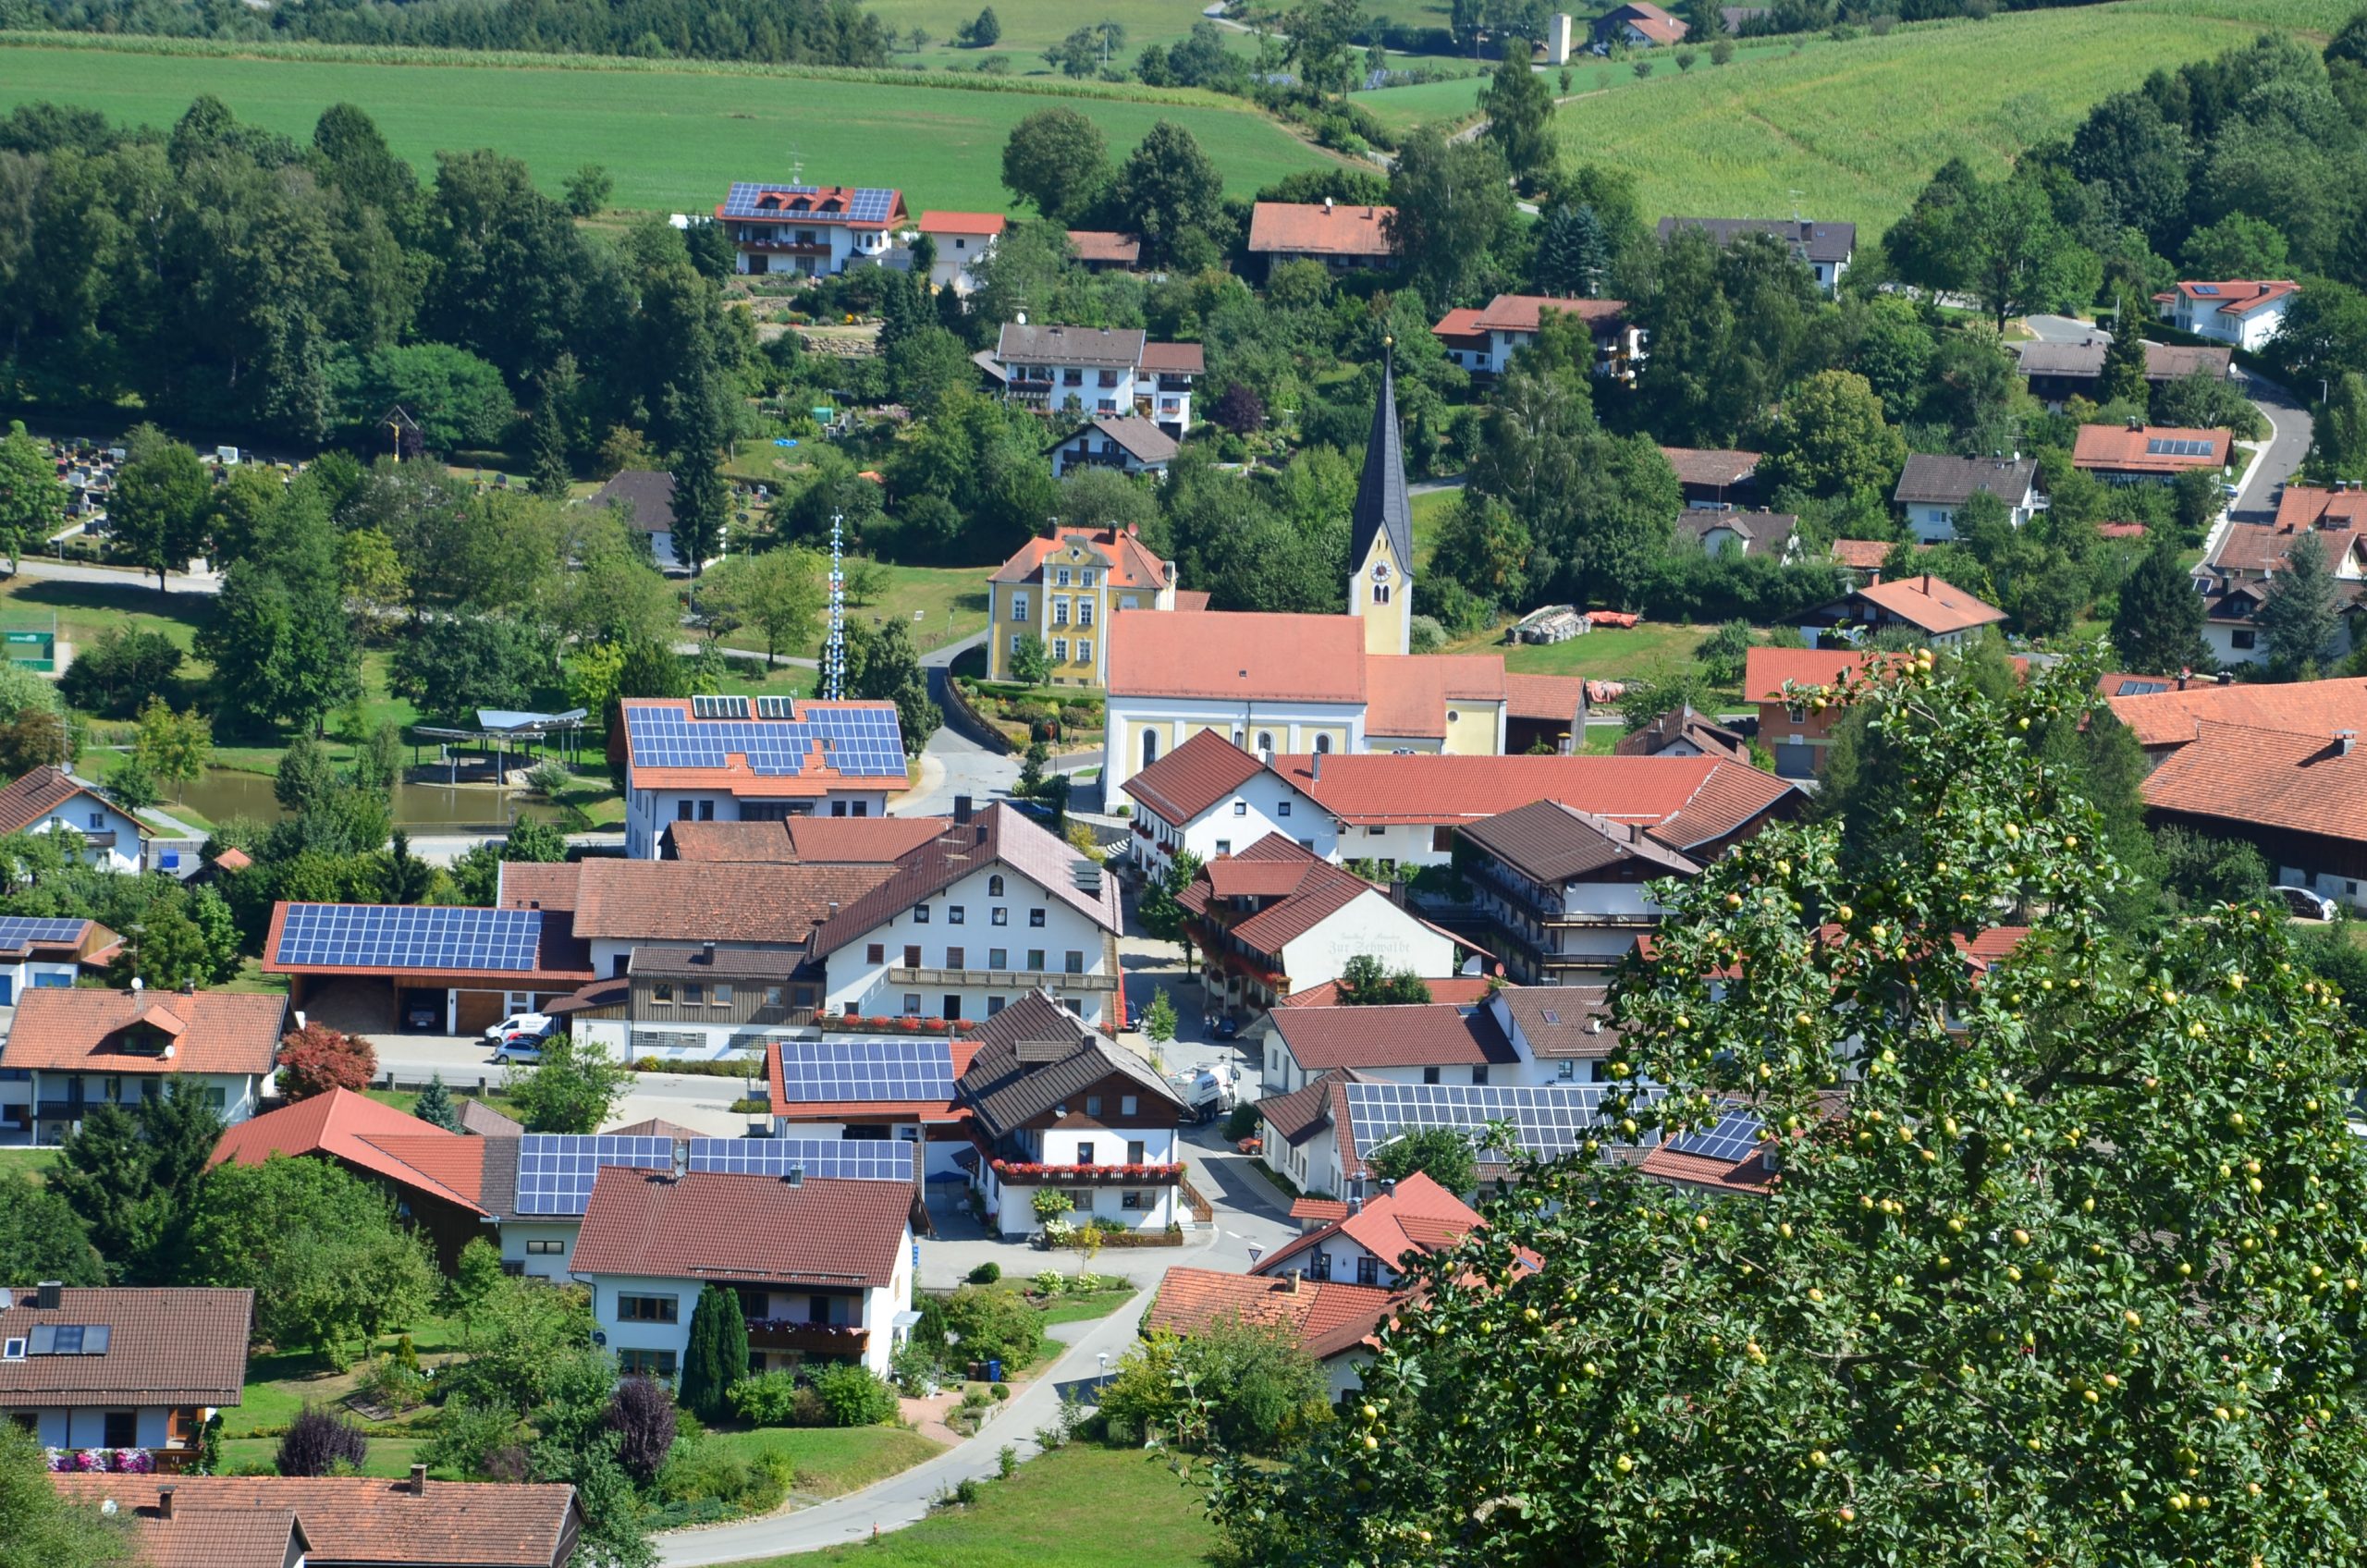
<box><xmin>810</xmin><ymin>1361</ymin><xmax>899</xmax><ymax>1427</ymax></box>
<box><xmin>726</xmin><ymin>1369</ymin><xmax>814</xmax><ymax>1427</ymax></box>
<box><xmin>967</xmin><ymin>1261</ymin><xmax>1001</xmax><ymax>1284</ymax></box>
<box><xmin>276</xmin><ymin>1405</ymin><xmax>369</xmax><ymax>1476</ymax></box>
<box><xmin>940</xmin><ymin>1284</ymin><xmax>1044</xmax><ymax>1368</ymax></box>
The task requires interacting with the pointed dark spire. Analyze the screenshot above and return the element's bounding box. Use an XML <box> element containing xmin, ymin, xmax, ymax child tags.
<box><xmin>1349</xmin><ymin>338</ymin><xmax>1415</xmax><ymax>581</ymax></box>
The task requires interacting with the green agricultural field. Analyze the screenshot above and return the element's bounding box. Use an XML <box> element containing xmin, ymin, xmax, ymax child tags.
<box><xmin>861</xmin><ymin>0</ymin><xmax>1234</xmax><ymax>69</ymax></box>
<box><xmin>0</xmin><ymin>38</ymin><xmax>1334</xmax><ymax>214</ymax></box>
<box><xmin>1550</xmin><ymin>0</ymin><xmax>2318</xmax><ymax>236</ymax></box>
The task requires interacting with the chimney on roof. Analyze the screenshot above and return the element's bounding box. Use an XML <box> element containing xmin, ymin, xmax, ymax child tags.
<box><xmin>409</xmin><ymin>1464</ymin><xmax>427</xmax><ymax>1496</ymax></box>
<box><xmin>2340</xmin><ymin>731</ymin><xmax>2357</xmax><ymax>757</ymax></box>
<box><xmin>2177</xmin><ymin>668</ymin><xmax>2191</xmax><ymax>692</ymax></box>
<box><xmin>2128</xmin><ymin>415</ymin><xmax>2143</xmax><ymax>431</ymax></box>
<box><xmin>1289</xmin><ymin>1269</ymin><xmax>1303</xmax><ymax>1295</ymax></box>
<box><xmin>1379</xmin><ymin>1177</ymin><xmax>1395</xmax><ymax>1199</ymax></box>
<box><xmin>2217</xmin><ymin>672</ymin><xmax>2235</xmax><ymax>685</ymax></box>
<box><xmin>784</xmin><ymin>1166</ymin><xmax>804</xmax><ymax>1187</ymax></box>
<box><xmin>1323</xmin><ymin>196</ymin><xmax>1334</xmax><ymax>214</ymax></box>
<box><xmin>953</xmin><ymin>794</ymin><xmax>974</xmax><ymax>826</ymax></box>
<box><xmin>1310</xmin><ymin>751</ymin><xmax>1322</xmax><ymax>782</ymax></box>
<box><xmin>975</xmin><ymin>823</ymin><xmax>988</xmax><ymax>844</ymax></box>
<box><xmin>35</xmin><ymin>1280</ymin><xmax>61</xmax><ymax>1309</ymax></box>
<box><xmin>156</xmin><ymin>1486</ymin><xmax>175</xmax><ymax>1521</ymax></box>
<box><xmin>701</xmin><ymin>942</ymin><xmax>717</xmax><ymax>965</ymax></box>
<box><xmin>1921</xmin><ymin>573</ymin><xmax>1932</xmax><ymax>594</ymax></box>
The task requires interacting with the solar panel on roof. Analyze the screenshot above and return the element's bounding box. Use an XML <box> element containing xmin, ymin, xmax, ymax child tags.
<box><xmin>2145</xmin><ymin>437</ymin><xmax>2214</xmax><ymax>458</ymax></box>
<box><xmin>775</xmin><ymin>1040</ymin><xmax>953</xmax><ymax>1103</ymax></box>
<box><xmin>513</xmin><ymin>1133</ymin><xmax>676</xmax><ymax>1215</ymax></box>
<box><xmin>720</xmin><ymin>183</ymin><xmax>897</xmax><ymax>225</ymax></box>
<box><xmin>2192</xmin><ymin>284</ymin><xmax>2221</xmax><ymax>295</ymax></box>
<box><xmin>684</xmin><ymin>1138</ymin><xmax>912</xmax><ymax>1182</ymax></box>
<box><xmin>625</xmin><ymin>704</ymin><xmax>906</xmax><ymax>779</ymax></box>
<box><xmin>1344</xmin><ymin>1083</ymin><xmax>1615</xmax><ymax>1160</ymax></box>
<box><xmin>0</xmin><ymin>915</ymin><xmax>87</xmax><ymax>949</ymax></box>
<box><xmin>275</xmin><ymin>905</ymin><xmax>542</xmax><ymax>972</ymax></box>
<box><xmin>1663</xmin><ymin>1108</ymin><xmax>1765</xmax><ymax>1165</ymax></box>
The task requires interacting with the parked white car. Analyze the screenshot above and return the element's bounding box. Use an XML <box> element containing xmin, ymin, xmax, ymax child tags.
<box><xmin>484</xmin><ymin>1011</ymin><xmax>552</xmax><ymax>1044</ymax></box>
<box><xmin>2273</xmin><ymin>885</ymin><xmax>2339</xmax><ymax>921</ymax></box>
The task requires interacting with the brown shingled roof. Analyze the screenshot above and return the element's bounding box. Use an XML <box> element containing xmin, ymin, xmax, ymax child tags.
<box><xmin>126</xmin><ymin>1505</ymin><xmax>307</xmax><ymax>1568</ymax></box>
<box><xmin>1457</xmin><ymin>798</ymin><xmax>1700</xmax><ymax>884</ymax></box>
<box><xmin>1245</xmin><ymin>202</ymin><xmax>1395</xmax><ymax>259</ymax></box>
<box><xmin>0</xmin><ymin>766</ymin><xmax>127</xmax><ymax>840</ymax></box>
<box><xmin>51</xmin><ymin>1475</ymin><xmax>582</xmax><ymax>1568</ymax></box>
<box><xmin>809</xmin><ymin>803</ymin><xmax>1119</xmax><ymax>958</ymax></box>
<box><xmin>1120</xmin><ymin>729</ymin><xmax>1269</xmax><ymax>826</ymax></box>
<box><xmin>0</xmin><ymin>987</ymin><xmax>285</xmax><ymax>1077</ymax></box>
<box><xmin>1268</xmin><ymin>1003</ymin><xmax>1516</xmax><ymax>1072</ymax></box>
<box><xmin>570</xmin><ymin>1168</ymin><xmax>910</xmax><ymax>1289</ymax></box>
<box><xmin>571</xmin><ymin>859</ymin><xmax>894</xmax><ymax>947</ymax></box>
<box><xmin>0</xmin><ymin>1287</ymin><xmax>251</xmax><ymax>1408</ymax></box>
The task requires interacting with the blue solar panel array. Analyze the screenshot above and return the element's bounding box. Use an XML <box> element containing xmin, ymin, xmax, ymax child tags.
<box><xmin>514</xmin><ymin>1134</ymin><xmax>676</xmax><ymax>1216</ymax></box>
<box><xmin>688</xmin><ymin>1138</ymin><xmax>914</xmax><ymax>1182</ymax></box>
<box><xmin>624</xmin><ymin>703</ymin><xmax>906</xmax><ymax>779</ymax></box>
<box><xmin>776</xmin><ymin>1040</ymin><xmax>952</xmax><ymax>1104</ymax></box>
<box><xmin>720</xmin><ymin>183</ymin><xmax>899</xmax><ymax>225</ymax></box>
<box><xmin>1663</xmin><ymin>1108</ymin><xmax>1766</xmax><ymax>1165</ymax></box>
<box><xmin>0</xmin><ymin>915</ymin><xmax>88</xmax><ymax>949</ymax></box>
<box><xmin>1345</xmin><ymin>1083</ymin><xmax>1612</xmax><ymax>1160</ymax></box>
<box><xmin>275</xmin><ymin>905</ymin><xmax>543</xmax><ymax>972</ymax></box>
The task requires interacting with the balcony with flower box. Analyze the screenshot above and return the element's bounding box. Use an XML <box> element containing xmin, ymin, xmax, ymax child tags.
<box><xmin>988</xmin><ymin>1158</ymin><xmax>1185</xmax><ymax>1184</ymax></box>
<box><xmin>743</xmin><ymin>1318</ymin><xmax>869</xmax><ymax>1357</ymax></box>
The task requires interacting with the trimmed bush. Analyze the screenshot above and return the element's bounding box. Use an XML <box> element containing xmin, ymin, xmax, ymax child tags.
<box><xmin>726</xmin><ymin>1369</ymin><xmax>827</xmax><ymax>1427</ymax></box>
<box><xmin>966</xmin><ymin>1261</ymin><xmax>1001</xmax><ymax>1284</ymax></box>
<box><xmin>810</xmin><ymin>1361</ymin><xmax>899</xmax><ymax>1427</ymax></box>
<box><xmin>276</xmin><ymin>1405</ymin><xmax>368</xmax><ymax>1476</ymax></box>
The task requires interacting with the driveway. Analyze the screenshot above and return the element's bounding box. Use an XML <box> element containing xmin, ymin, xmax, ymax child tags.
<box><xmin>899</xmin><ymin>631</ymin><xmax>1020</xmax><ymax>816</ymax></box>
<box><xmin>653</xmin><ymin>1290</ymin><xmax>1154</xmax><ymax>1563</ymax></box>
<box><xmin>2232</xmin><ymin>373</ymin><xmax>2312</xmax><ymax>523</ymax></box>
<box><xmin>367</xmin><ymin>1035</ymin><xmax>762</xmax><ymax>1135</ymax></box>
<box><xmin>9</xmin><ymin>555</ymin><xmax>221</xmax><ymax>594</ymax></box>
<box><xmin>2022</xmin><ymin>313</ymin><xmax>2104</xmax><ymax>345</ymax></box>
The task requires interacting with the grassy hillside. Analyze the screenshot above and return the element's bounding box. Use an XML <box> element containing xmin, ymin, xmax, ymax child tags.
<box><xmin>0</xmin><ymin>37</ymin><xmax>1333</xmax><ymax>212</ymax></box>
<box><xmin>1549</xmin><ymin>0</ymin><xmax>2328</xmax><ymax>236</ymax></box>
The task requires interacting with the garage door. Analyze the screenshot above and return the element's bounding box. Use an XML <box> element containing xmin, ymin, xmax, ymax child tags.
<box><xmin>453</xmin><ymin>990</ymin><xmax>506</xmax><ymax>1035</ymax></box>
<box><xmin>1775</xmin><ymin>742</ymin><xmax>1816</xmax><ymax>779</ymax></box>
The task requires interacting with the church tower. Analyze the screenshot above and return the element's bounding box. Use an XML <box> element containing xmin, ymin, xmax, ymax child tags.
<box><xmin>1348</xmin><ymin>340</ymin><xmax>1414</xmax><ymax>656</ymax></box>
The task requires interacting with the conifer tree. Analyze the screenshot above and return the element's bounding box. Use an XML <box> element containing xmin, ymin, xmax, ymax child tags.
<box><xmin>413</xmin><ymin>1074</ymin><xmax>460</xmax><ymax>1133</ymax></box>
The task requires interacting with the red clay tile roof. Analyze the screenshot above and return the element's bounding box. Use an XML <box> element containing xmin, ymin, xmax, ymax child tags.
<box><xmin>1430</xmin><ymin>305</ymin><xmax>1487</xmax><ymax>346</ymax></box>
<box><xmin>212</xmin><ymin>1089</ymin><xmax>486</xmax><ymax>1216</ymax></box>
<box><xmin>917</xmin><ymin>210</ymin><xmax>1006</xmax><ymax>236</ymax></box>
<box><xmin>123</xmin><ymin>1505</ymin><xmax>306</xmax><ymax>1568</ymax></box>
<box><xmin>211</xmin><ymin>846</ymin><xmax>253</xmax><ymax>872</ymax></box>
<box><xmin>1829</xmin><ymin>538</ymin><xmax>1893</xmax><ymax>570</ymax></box>
<box><xmin>2104</xmin><ymin>676</ymin><xmax>2367</xmax><ymax>749</ymax></box>
<box><xmin>1364</xmin><ymin>655</ymin><xmax>1507</xmax><ymax>739</ymax></box>
<box><xmin>357</xmin><ymin>1134</ymin><xmax>488</xmax><ymax>1207</ymax></box>
<box><xmin>1744</xmin><ymin>646</ymin><xmax>1876</xmax><ymax>701</ymax></box>
<box><xmin>988</xmin><ymin>524</ymin><xmax>1172</xmax><ymax>590</ymax></box>
<box><xmin>1278</xmin><ymin>975</ymin><xmax>1498</xmax><ymax>1008</ymax></box>
<box><xmin>1120</xmin><ymin>729</ymin><xmax>1269</xmax><ymax>826</ymax></box>
<box><xmin>570</xmin><ymin>1168</ymin><xmax>910</xmax><ymax>1289</ymax></box>
<box><xmin>1502</xmin><ymin>672</ymin><xmax>1589</xmax><ymax>723</ymax></box>
<box><xmin>1246</xmin><ymin>202</ymin><xmax>1395</xmax><ymax>259</ymax></box>
<box><xmin>2275</xmin><ymin>486</ymin><xmax>2367</xmax><ymax>531</ymax></box>
<box><xmin>665</xmin><ymin>816</ymin><xmax>947</xmax><ymax>864</ymax></box>
<box><xmin>1267</xmin><ymin>752</ymin><xmax>1792</xmax><ymax>839</ymax></box>
<box><xmin>572</xmin><ymin>859</ymin><xmax>894</xmax><ymax>947</ymax></box>
<box><xmin>1254</xmin><ymin>1171</ymin><xmax>1481</xmax><ymax>1279</ymax></box>
<box><xmin>51</xmin><ymin>1476</ymin><xmax>582</xmax><ymax>1568</ymax></box>
<box><xmin>1172</xmin><ymin>590</ymin><xmax>1211</xmax><ymax>612</ymax></box>
<box><xmin>1065</xmin><ymin>230</ymin><xmax>1141</xmax><ymax>265</ymax></box>
<box><xmin>1472</xmin><ymin>295</ymin><xmax>1628</xmax><ymax>335</ymax></box>
<box><xmin>2140</xmin><ymin>720</ymin><xmax>2367</xmax><ymax>841</ymax></box>
<box><xmin>1146</xmin><ymin>1266</ymin><xmax>1400</xmax><ymax>1361</ymax></box>
<box><xmin>1107</xmin><ymin>612</ymin><xmax>1367</xmax><ymax>704</ymax></box>
<box><xmin>1269</xmin><ymin>1003</ymin><xmax>1516</xmax><ymax>1071</ymax></box>
<box><xmin>1637</xmin><ymin>1142</ymin><xmax>1777</xmax><ymax>1194</ymax></box>
<box><xmin>1609</xmin><ymin>1</ymin><xmax>1688</xmax><ymax>43</ymax></box>
<box><xmin>0</xmin><ymin>1287</ymin><xmax>251</xmax><ymax>1407</ymax></box>
<box><xmin>0</xmin><ymin>766</ymin><xmax>128</xmax><ymax>839</ymax></box>
<box><xmin>496</xmin><ymin>861</ymin><xmax>582</xmax><ymax>913</ymax></box>
<box><xmin>1289</xmin><ymin>1196</ymin><xmax>1350</xmax><ymax>1223</ymax></box>
<box><xmin>1136</xmin><ymin>341</ymin><xmax>1206</xmax><ymax>375</ymax></box>
<box><xmin>2071</xmin><ymin>423</ymin><xmax>2233</xmax><ymax>475</ymax></box>
<box><xmin>2156</xmin><ymin>278</ymin><xmax>2299</xmax><ymax>316</ymax></box>
<box><xmin>0</xmin><ymin>987</ymin><xmax>285</xmax><ymax>1076</ymax></box>
<box><xmin>809</xmin><ymin>802</ymin><xmax>1119</xmax><ymax>957</ymax></box>
<box><xmin>1659</xmin><ymin>447</ymin><xmax>1760</xmax><ymax>486</ymax></box>
<box><xmin>1852</xmin><ymin>574</ymin><xmax>2006</xmax><ymax>635</ymax></box>
<box><xmin>1204</xmin><ymin>857</ymin><xmax>1318</xmax><ymax>898</ymax></box>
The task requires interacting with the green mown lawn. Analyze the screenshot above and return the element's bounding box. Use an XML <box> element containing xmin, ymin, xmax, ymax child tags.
<box><xmin>703</xmin><ymin>1425</ymin><xmax>946</xmax><ymax>1499</ymax></box>
<box><xmin>1466</xmin><ymin>620</ymin><xmax>1721</xmax><ymax>690</ymax></box>
<box><xmin>0</xmin><ymin>1147</ymin><xmax>60</xmax><ymax>1182</ymax></box>
<box><xmin>0</xmin><ymin>38</ymin><xmax>1332</xmax><ymax>214</ymax></box>
<box><xmin>218</xmin><ymin>1435</ymin><xmax>431</xmax><ymax>1479</ymax></box>
<box><xmin>755</xmin><ymin>1441</ymin><xmax>1219</xmax><ymax>1568</ymax></box>
<box><xmin>1036</xmin><ymin>1290</ymin><xmax>1137</xmax><ymax>1328</ymax></box>
<box><xmin>1551</xmin><ymin>0</ymin><xmax>2328</xmax><ymax>236</ymax></box>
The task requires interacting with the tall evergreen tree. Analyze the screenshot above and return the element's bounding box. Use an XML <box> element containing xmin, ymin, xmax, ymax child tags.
<box><xmin>2112</xmin><ymin>541</ymin><xmax>2211</xmax><ymax>675</ymax></box>
<box><xmin>677</xmin><ymin>1283</ymin><xmax>747</xmax><ymax>1421</ymax></box>
<box><xmin>50</xmin><ymin>1088</ymin><xmax>224</xmax><ymax>1283</ymax></box>
<box><xmin>1532</xmin><ymin>203</ymin><xmax>1611</xmax><ymax>298</ymax></box>
<box><xmin>529</xmin><ymin>392</ymin><xmax>571</xmax><ymax>500</ymax></box>
<box><xmin>413</xmin><ymin>1074</ymin><xmax>460</xmax><ymax>1132</ymax></box>
<box><xmin>2261</xmin><ymin>527</ymin><xmax>2341</xmax><ymax>678</ymax></box>
<box><xmin>2100</xmin><ymin>288</ymin><xmax>2151</xmax><ymax>405</ymax></box>
<box><xmin>1478</xmin><ymin>40</ymin><xmax>1557</xmax><ymax>186</ymax></box>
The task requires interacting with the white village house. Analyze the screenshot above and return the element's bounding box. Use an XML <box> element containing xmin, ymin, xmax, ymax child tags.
<box><xmin>616</xmin><ymin>694</ymin><xmax>909</xmax><ymax>860</ymax></box>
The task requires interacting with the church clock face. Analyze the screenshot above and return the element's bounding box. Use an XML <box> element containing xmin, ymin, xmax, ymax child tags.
<box><xmin>1370</xmin><ymin>562</ymin><xmax>1390</xmax><ymax>582</ymax></box>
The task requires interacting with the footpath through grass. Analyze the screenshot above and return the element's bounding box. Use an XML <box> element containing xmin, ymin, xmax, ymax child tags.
<box><xmin>0</xmin><ymin>39</ymin><xmax>1333</xmax><ymax>213</ymax></box>
<box><xmin>752</xmin><ymin>1441</ymin><xmax>1220</xmax><ymax>1568</ymax></box>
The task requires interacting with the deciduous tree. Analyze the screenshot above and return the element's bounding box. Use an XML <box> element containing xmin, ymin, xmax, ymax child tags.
<box><xmin>108</xmin><ymin>426</ymin><xmax>211</xmax><ymax>594</ymax></box>
<box><xmin>1000</xmin><ymin>108</ymin><xmax>1109</xmax><ymax>224</ymax></box>
<box><xmin>276</xmin><ymin>1023</ymin><xmax>378</xmax><ymax>1101</ymax></box>
<box><xmin>505</xmin><ymin>1035</ymin><xmax>631</xmax><ymax>1133</ymax></box>
<box><xmin>0</xmin><ymin>420</ymin><xmax>64</xmax><ymax>571</ymax></box>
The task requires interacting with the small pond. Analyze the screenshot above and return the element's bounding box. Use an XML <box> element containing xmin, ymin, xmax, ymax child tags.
<box><xmin>172</xmin><ymin>768</ymin><xmax>565</xmax><ymax>831</ymax></box>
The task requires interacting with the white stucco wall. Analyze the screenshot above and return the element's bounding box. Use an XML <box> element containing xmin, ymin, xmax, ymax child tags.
<box><xmin>821</xmin><ymin>862</ymin><xmax>1117</xmax><ymax>1026</ymax></box>
<box><xmin>1275</xmin><ymin>895</ymin><xmax>1457</xmax><ymax>997</ymax></box>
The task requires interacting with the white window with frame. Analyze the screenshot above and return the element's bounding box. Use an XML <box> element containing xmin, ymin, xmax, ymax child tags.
<box><xmin>1011</xmin><ymin>594</ymin><xmax>1028</xmax><ymax>621</ymax></box>
<box><xmin>1078</xmin><ymin>601</ymin><xmax>1094</xmax><ymax>627</ymax></box>
<box><xmin>1081</xmin><ymin>569</ymin><xmax>1098</xmax><ymax>587</ymax></box>
<box><xmin>1078</xmin><ymin>640</ymin><xmax>1092</xmax><ymax>665</ymax></box>
<box><xmin>1010</xmin><ymin>634</ymin><xmax>1024</xmax><ymax>656</ymax></box>
<box><xmin>1052</xmin><ymin>637</ymin><xmax>1070</xmax><ymax>661</ymax></box>
<box><xmin>1053</xmin><ymin>599</ymin><xmax>1070</xmax><ymax>626</ymax></box>
<box><xmin>1055</xmin><ymin>567</ymin><xmax>1073</xmax><ymax>587</ymax></box>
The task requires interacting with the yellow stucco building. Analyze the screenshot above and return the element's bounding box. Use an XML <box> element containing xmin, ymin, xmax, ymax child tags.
<box><xmin>984</xmin><ymin>523</ymin><xmax>1193</xmax><ymax>688</ymax></box>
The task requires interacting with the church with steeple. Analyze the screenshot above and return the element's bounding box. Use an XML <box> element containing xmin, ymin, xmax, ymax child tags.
<box><xmin>1348</xmin><ymin>341</ymin><xmax>1415</xmax><ymax>657</ymax></box>
<box><xmin>1091</xmin><ymin>343</ymin><xmax>1591</xmax><ymax>794</ymax></box>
